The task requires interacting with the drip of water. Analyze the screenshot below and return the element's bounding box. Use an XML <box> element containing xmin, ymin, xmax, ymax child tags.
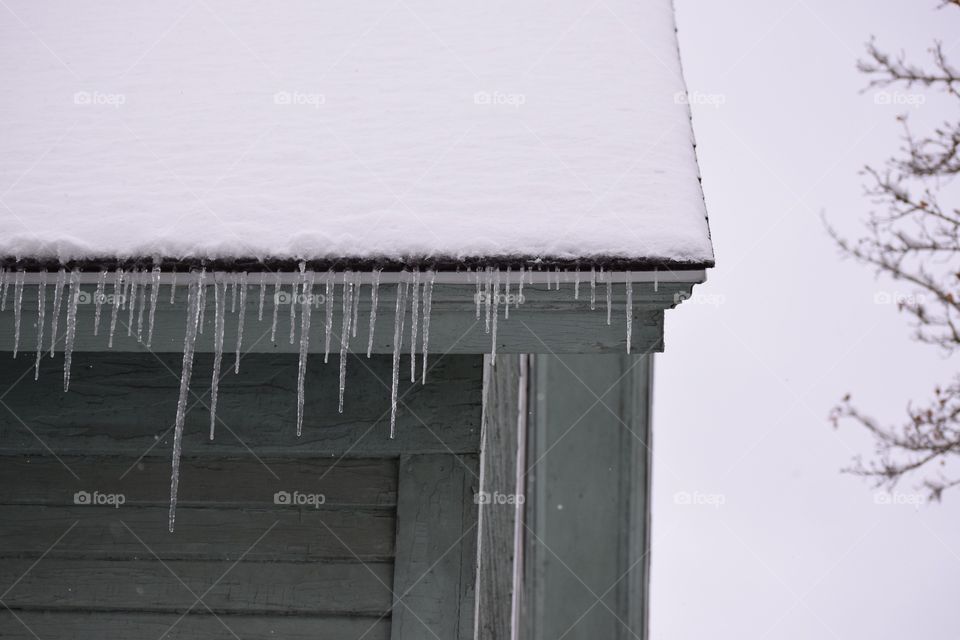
<box><xmin>93</xmin><ymin>269</ymin><xmax>107</xmax><ymax>336</ymax></box>
<box><xmin>421</xmin><ymin>271</ymin><xmax>435</xmax><ymax>384</ymax></box>
<box><xmin>34</xmin><ymin>274</ymin><xmax>47</xmax><ymax>380</ymax></box>
<box><xmin>367</xmin><ymin>269</ymin><xmax>381</xmax><ymax>358</ymax></box>
<box><xmin>50</xmin><ymin>269</ymin><xmax>66</xmax><ymax>356</ymax></box>
<box><xmin>63</xmin><ymin>269</ymin><xmax>81</xmax><ymax>391</ymax></box>
<box><xmin>234</xmin><ymin>272</ymin><xmax>248</xmax><ymax>374</ymax></box>
<box><xmin>209</xmin><ymin>278</ymin><xmax>226</xmax><ymax>440</ymax></box>
<box><xmin>390</xmin><ymin>277</ymin><xmax>408</xmax><ymax>438</ymax></box>
<box><xmin>296</xmin><ymin>271</ymin><xmax>315</xmax><ymax>437</ymax></box>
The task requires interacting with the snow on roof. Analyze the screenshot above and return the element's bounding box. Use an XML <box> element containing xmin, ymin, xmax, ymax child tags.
<box><xmin>0</xmin><ymin>0</ymin><xmax>713</xmax><ymax>268</ymax></box>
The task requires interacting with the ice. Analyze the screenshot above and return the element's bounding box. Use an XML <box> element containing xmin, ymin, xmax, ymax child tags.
<box><xmin>12</xmin><ymin>271</ymin><xmax>24</xmax><ymax>358</ymax></box>
<box><xmin>590</xmin><ymin>267</ymin><xmax>596</xmax><ymax>311</ymax></box>
<box><xmin>324</xmin><ymin>271</ymin><xmax>334</xmax><ymax>363</ymax></box>
<box><xmin>270</xmin><ymin>273</ymin><xmax>281</xmax><ymax>342</ymax></box>
<box><xmin>147</xmin><ymin>266</ymin><xmax>161</xmax><ymax>347</ymax></box>
<box><xmin>605</xmin><ymin>269</ymin><xmax>612</xmax><ymax>326</ymax></box>
<box><xmin>421</xmin><ymin>271</ymin><xmax>435</xmax><ymax>384</ymax></box>
<box><xmin>625</xmin><ymin>275</ymin><xmax>633</xmax><ymax>354</ymax></box>
<box><xmin>108</xmin><ymin>268</ymin><xmax>122</xmax><ymax>348</ymax></box>
<box><xmin>62</xmin><ymin>269</ymin><xmax>80</xmax><ymax>391</ymax></box>
<box><xmin>518</xmin><ymin>266</ymin><xmax>525</xmax><ymax>301</ymax></box>
<box><xmin>230</xmin><ymin>277</ymin><xmax>237</xmax><ymax>314</ymax></box>
<box><xmin>169</xmin><ymin>268</ymin><xmax>177</xmax><ymax>305</ymax></box>
<box><xmin>338</xmin><ymin>270</ymin><xmax>353</xmax><ymax>413</ymax></box>
<box><xmin>197</xmin><ymin>273</ymin><xmax>207</xmax><ymax>334</ymax></box>
<box><xmin>288</xmin><ymin>279</ymin><xmax>298</xmax><ymax>345</ymax></box>
<box><xmin>367</xmin><ymin>269</ymin><xmax>381</xmax><ymax>358</ymax></box>
<box><xmin>351</xmin><ymin>270</ymin><xmax>361</xmax><ymax>339</ymax></box>
<box><xmin>484</xmin><ymin>267</ymin><xmax>492</xmax><ymax>334</ymax></box>
<box><xmin>136</xmin><ymin>272</ymin><xmax>146</xmax><ymax>343</ymax></box>
<box><xmin>209</xmin><ymin>278</ymin><xmax>226</xmax><ymax>440</ymax></box>
<box><xmin>257</xmin><ymin>272</ymin><xmax>266</xmax><ymax>322</ymax></box>
<box><xmin>50</xmin><ymin>269</ymin><xmax>65</xmax><ymax>356</ymax></box>
<box><xmin>390</xmin><ymin>277</ymin><xmax>408</xmax><ymax>438</ymax></box>
<box><xmin>127</xmin><ymin>271</ymin><xmax>138</xmax><ymax>337</ymax></box>
<box><xmin>574</xmin><ymin>268</ymin><xmax>581</xmax><ymax>300</ymax></box>
<box><xmin>491</xmin><ymin>268</ymin><xmax>501</xmax><ymax>359</ymax></box>
<box><xmin>0</xmin><ymin>268</ymin><xmax>7</xmax><ymax>311</ymax></box>
<box><xmin>234</xmin><ymin>271</ymin><xmax>247</xmax><ymax>374</ymax></box>
<box><xmin>33</xmin><ymin>273</ymin><xmax>46</xmax><ymax>379</ymax></box>
<box><xmin>93</xmin><ymin>269</ymin><xmax>107</xmax><ymax>336</ymax></box>
<box><xmin>409</xmin><ymin>269</ymin><xmax>420</xmax><ymax>382</ymax></box>
<box><xmin>296</xmin><ymin>271</ymin><xmax>315</xmax><ymax>437</ymax></box>
<box><xmin>475</xmin><ymin>268</ymin><xmax>482</xmax><ymax>320</ymax></box>
<box><xmin>169</xmin><ymin>273</ymin><xmax>203</xmax><ymax>532</ymax></box>
<box><xmin>504</xmin><ymin>266</ymin><xmax>511</xmax><ymax>320</ymax></box>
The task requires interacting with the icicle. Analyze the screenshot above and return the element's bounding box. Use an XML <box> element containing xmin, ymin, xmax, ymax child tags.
<box><xmin>33</xmin><ymin>274</ymin><xmax>46</xmax><ymax>380</ymax></box>
<box><xmin>108</xmin><ymin>268</ymin><xmax>122</xmax><ymax>349</ymax></box>
<box><xmin>625</xmin><ymin>274</ymin><xmax>633</xmax><ymax>354</ymax></box>
<box><xmin>351</xmin><ymin>270</ymin><xmax>361</xmax><ymax>338</ymax></box>
<box><xmin>127</xmin><ymin>270</ymin><xmax>139</xmax><ymax>337</ymax></box>
<box><xmin>590</xmin><ymin>266</ymin><xmax>597</xmax><ymax>311</ymax></box>
<box><xmin>605</xmin><ymin>269</ymin><xmax>612</xmax><ymax>326</ymax></box>
<box><xmin>324</xmin><ymin>270</ymin><xmax>335</xmax><ymax>363</ymax></box>
<box><xmin>491</xmin><ymin>268</ymin><xmax>500</xmax><ymax>359</ymax></box>
<box><xmin>338</xmin><ymin>270</ymin><xmax>353</xmax><ymax>413</ymax></box>
<box><xmin>230</xmin><ymin>277</ymin><xmax>237</xmax><ymax>314</ymax></box>
<box><xmin>421</xmin><ymin>271</ymin><xmax>435</xmax><ymax>384</ymax></box>
<box><xmin>209</xmin><ymin>279</ymin><xmax>226</xmax><ymax>440</ymax></box>
<box><xmin>197</xmin><ymin>272</ymin><xmax>207</xmax><ymax>335</ymax></box>
<box><xmin>93</xmin><ymin>270</ymin><xmax>107</xmax><ymax>336</ymax></box>
<box><xmin>475</xmin><ymin>268</ymin><xmax>482</xmax><ymax>319</ymax></box>
<box><xmin>169</xmin><ymin>273</ymin><xmax>203</xmax><ymax>532</ymax></box>
<box><xmin>0</xmin><ymin>267</ymin><xmax>7</xmax><ymax>311</ymax></box>
<box><xmin>484</xmin><ymin>267</ymin><xmax>492</xmax><ymax>334</ymax></box>
<box><xmin>146</xmin><ymin>266</ymin><xmax>161</xmax><ymax>347</ymax></box>
<box><xmin>63</xmin><ymin>269</ymin><xmax>81</xmax><ymax>391</ymax></box>
<box><xmin>574</xmin><ymin>268</ymin><xmax>581</xmax><ymax>299</ymax></box>
<box><xmin>169</xmin><ymin>269</ymin><xmax>177</xmax><ymax>305</ymax></box>
<box><xmin>366</xmin><ymin>269</ymin><xmax>381</xmax><ymax>358</ymax></box>
<box><xmin>390</xmin><ymin>277</ymin><xmax>408</xmax><ymax>438</ymax></box>
<box><xmin>49</xmin><ymin>269</ymin><xmax>65</xmax><ymax>356</ymax></box>
<box><xmin>504</xmin><ymin>267</ymin><xmax>511</xmax><ymax>320</ymax></box>
<box><xmin>653</xmin><ymin>267</ymin><xmax>659</xmax><ymax>293</ymax></box>
<box><xmin>257</xmin><ymin>272</ymin><xmax>266</xmax><ymax>321</ymax></box>
<box><xmin>136</xmin><ymin>273</ymin><xmax>146</xmax><ymax>343</ymax></box>
<box><xmin>518</xmin><ymin>266</ymin><xmax>525</xmax><ymax>301</ymax></box>
<box><xmin>554</xmin><ymin>267</ymin><xmax>561</xmax><ymax>290</ymax></box>
<box><xmin>409</xmin><ymin>269</ymin><xmax>420</xmax><ymax>382</ymax></box>
<box><xmin>296</xmin><ymin>271</ymin><xmax>315</xmax><ymax>436</ymax></box>
<box><xmin>234</xmin><ymin>272</ymin><xmax>248</xmax><ymax>374</ymax></box>
<box><xmin>12</xmin><ymin>271</ymin><xmax>24</xmax><ymax>358</ymax></box>
<box><xmin>289</xmin><ymin>264</ymin><xmax>305</xmax><ymax>345</ymax></box>
<box><xmin>270</xmin><ymin>273</ymin><xmax>281</xmax><ymax>342</ymax></box>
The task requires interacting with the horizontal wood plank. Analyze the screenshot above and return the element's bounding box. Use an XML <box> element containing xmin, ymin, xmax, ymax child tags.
<box><xmin>0</xmin><ymin>353</ymin><xmax>482</xmax><ymax>456</ymax></box>
<box><xmin>0</xmin><ymin>505</ymin><xmax>395</xmax><ymax>561</ymax></box>
<box><xmin>0</xmin><ymin>611</ymin><xmax>390</xmax><ymax>640</ymax></box>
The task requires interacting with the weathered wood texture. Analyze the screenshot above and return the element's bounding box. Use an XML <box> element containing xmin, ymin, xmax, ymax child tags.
<box><xmin>0</xmin><ymin>353</ymin><xmax>482</xmax><ymax>456</ymax></box>
<box><xmin>476</xmin><ymin>355</ymin><xmax>527</xmax><ymax>640</ymax></box>
<box><xmin>0</xmin><ymin>611</ymin><xmax>391</xmax><ymax>640</ymax></box>
<box><xmin>391</xmin><ymin>454</ymin><xmax>480</xmax><ymax>640</ymax></box>
<box><xmin>0</xmin><ymin>283</ymin><xmax>688</xmax><ymax>354</ymax></box>
<box><xmin>523</xmin><ymin>354</ymin><xmax>653</xmax><ymax>640</ymax></box>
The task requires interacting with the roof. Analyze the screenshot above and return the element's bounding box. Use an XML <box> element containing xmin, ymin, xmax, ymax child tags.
<box><xmin>0</xmin><ymin>0</ymin><xmax>714</xmax><ymax>269</ymax></box>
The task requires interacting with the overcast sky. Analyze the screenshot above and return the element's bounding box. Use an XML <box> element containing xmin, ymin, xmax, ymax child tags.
<box><xmin>652</xmin><ymin>1</ymin><xmax>960</xmax><ymax>638</ymax></box>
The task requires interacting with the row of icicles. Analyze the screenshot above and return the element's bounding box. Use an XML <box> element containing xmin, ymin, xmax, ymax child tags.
<box><xmin>0</xmin><ymin>263</ymin><xmax>637</xmax><ymax>531</ymax></box>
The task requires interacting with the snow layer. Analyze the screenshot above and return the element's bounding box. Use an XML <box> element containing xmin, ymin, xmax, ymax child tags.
<box><xmin>0</xmin><ymin>0</ymin><xmax>714</xmax><ymax>264</ymax></box>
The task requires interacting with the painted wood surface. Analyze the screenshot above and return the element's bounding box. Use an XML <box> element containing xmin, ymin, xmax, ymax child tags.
<box><xmin>0</xmin><ymin>283</ymin><xmax>689</xmax><ymax>354</ymax></box>
<box><xmin>524</xmin><ymin>354</ymin><xmax>652</xmax><ymax>640</ymax></box>
<box><xmin>391</xmin><ymin>454</ymin><xmax>480</xmax><ymax>640</ymax></box>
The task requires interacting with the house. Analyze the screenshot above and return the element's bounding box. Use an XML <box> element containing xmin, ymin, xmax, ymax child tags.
<box><xmin>0</xmin><ymin>1</ymin><xmax>713</xmax><ymax>638</ymax></box>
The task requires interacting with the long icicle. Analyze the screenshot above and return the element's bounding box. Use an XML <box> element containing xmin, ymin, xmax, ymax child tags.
<box><xmin>605</xmin><ymin>269</ymin><xmax>612</xmax><ymax>326</ymax></box>
<box><xmin>288</xmin><ymin>275</ymin><xmax>298</xmax><ymax>345</ymax></box>
<box><xmin>34</xmin><ymin>273</ymin><xmax>47</xmax><ymax>380</ymax></box>
<box><xmin>209</xmin><ymin>278</ymin><xmax>226</xmax><ymax>440</ymax></box>
<box><xmin>296</xmin><ymin>271</ymin><xmax>315</xmax><ymax>436</ymax></box>
<box><xmin>366</xmin><ymin>269</ymin><xmax>381</xmax><ymax>358</ymax></box>
<box><xmin>351</xmin><ymin>270</ymin><xmax>361</xmax><ymax>338</ymax></box>
<box><xmin>625</xmin><ymin>274</ymin><xmax>633</xmax><ymax>354</ymax></box>
<box><xmin>127</xmin><ymin>270</ymin><xmax>139</xmax><ymax>337</ymax></box>
<box><xmin>491</xmin><ymin>268</ymin><xmax>500</xmax><ymax>360</ymax></box>
<box><xmin>574</xmin><ymin>267</ymin><xmax>581</xmax><ymax>299</ymax></box>
<box><xmin>270</xmin><ymin>272</ymin><xmax>280</xmax><ymax>342</ymax></box>
<box><xmin>409</xmin><ymin>269</ymin><xmax>420</xmax><ymax>382</ymax></box>
<box><xmin>146</xmin><ymin>265</ymin><xmax>161</xmax><ymax>347</ymax></box>
<box><xmin>136</xmin><ymin>272</ymin><xmax>147</xmax><ymax>343</ymax></box>
<box><xmin>504</xmin><ymin>267</ymin><xmax>511</xmax><ymax>320</ymax></box>
<box><xmin>49</xmin><ymin>269</ymin><xmax>65</xmax><ymax>356</ymax></box>
<box><xmin>338</xmin><ymin>270</ymin><xmax>353</xmax><ymax>413</ymax></box>
<box><xmin>389</xmin><ymin>276</ymin><xmax>408</xmax><ymax>438</ymax></box>
<box><xmin>108</xmin><ymin>268</ymin><xmax>123</xmax><ymax>349</ymax></box>
<box><xmin>475</xmin><ymin>268</ymin><xmax>482</xmax><ymax>319</ymax></box>
<box><xmin>234</xmin><ymin>272</ymin><xmax>248</xmax><ymax>374</ymax></box>
<box><xmin>324</xmin><ymin>270</ymin><xmax>334</xmax><ymax>363</ymax></box>
<box><xmin>12</xmin><ymin>271</ymin><xmax>24</xmax><ymax>358</ymax></box>
<box><xmin>197</xmin><ymin>271</ymin><xmax>207</xmax><ymax>334</ymax></box>
<box><xmin>484</xmin><ymin>267</ymin><xmax>492</xmax><ymax>334</ymax></box>
<box><xmin>0</xmin><ymin>267</ymin><xmax>7</xmax><ymax>311</ymax></box>
<box><xmin>258</xmin><ymin>272</ymin><xmax>266</xmax><ymax>321</ymax></box>
<box><xmin>63</xmin><ymin>269</ymin><xmax>81</xmax><ymax>391</ymax></box>
<box><xmin>590</xmin><ymin>266</ymin><xmax>596</xmax><ymax>311</ymax></box>
<box><xmin>169</xmin><ymin>268</ymin><xmax>177</xmax><ymax>304</ymax></box>
<box><xmin>421</xmin><ymin>271</ymin><xmax>435</xmax><ymax>384</ymax></box>
<box><xmin>169</xmin><ymin>273</ymin><xmax>203</xmax><ymax>532</ymax></box>
<box><xmin>93</xmin><ymin>269</ymin><xmax>107</xmax><ymax>336</ymax></box>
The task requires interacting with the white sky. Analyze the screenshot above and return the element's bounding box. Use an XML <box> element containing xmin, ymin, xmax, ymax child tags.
<box><xmin>652</xmin><ymin>1</ymin><xmax>960</xmax><ymax>638</ymax></box>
